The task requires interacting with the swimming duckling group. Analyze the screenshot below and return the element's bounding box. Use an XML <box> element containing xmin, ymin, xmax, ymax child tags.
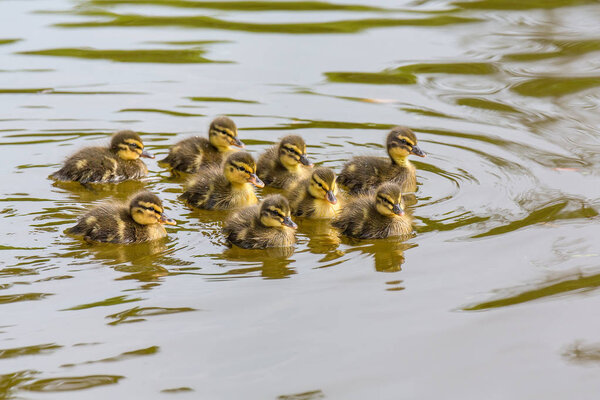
<box><xmin>52</xmin><ymin>117</ymin><xmax>425</xmax><ymax>249</ymax></box>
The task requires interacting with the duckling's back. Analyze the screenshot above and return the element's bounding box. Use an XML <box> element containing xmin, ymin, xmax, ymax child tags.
<box><xmin>332</xmin><ymin>197</ymin><xmax>412</xmax><ymax>239</ymax></box>
<box><xmin>224</xmin><ymin>206</ymin><xmax>295</xmax><ymax>249</ymax></box>
<box><xmin>337</xmin><ymin>156</ymin><xmax>415</xmax><ymax>194</ymax></box>
<box><xmin>179</xmin><ymin>167</ymin><xmax>233</xmax><ymax>209</ymax></box>
<box><xmin>159</xmin><ymin>137</ymin><xmax>222</xmax><ymax>174</ymax></box>
<box><xmin>51</xmin><ymin>147</ymin><xmax>147</xmax><ymax>184</ymax></box>
<box><xmin>67</xmin><ymin>204</ymin><xmax>126</xmax><ymax>243</ymax></box>
<box><xmin>257</xmin><ymin>146</ymin><xmax>309</xmax><ymax>189</ymax></box>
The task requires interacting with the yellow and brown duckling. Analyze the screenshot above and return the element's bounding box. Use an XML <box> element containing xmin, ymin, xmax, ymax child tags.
<box><xmin>179</xmin><ymin>151</ymin><xmax>264</xmax><ymax>210</ymax></box>
<box><xmin>66</xmin><ymin>191</ymin><xmax>176</xmax><ymax>244</ymax></box>
<box><xmin>223</xmin><ymin>194</ymin><xmax>297</xmax><ymax>249</ymax></box>
<box><xmin>332</xmin><ymin>183</ymin><xmax>412</xmax><ymax>239</ymax></box>
<box><xmin>50</xmin><ymin>130</ymin><xmax>153</xmax><ymax>184</ymax></box>
<box><xmin>286</xmin><ymin>167</ymin><xmax>341</xmax><ymax>219</ymax></box>
<box><xmin>158</xmin><ymin>116</ymin><xmax>244</xmax><ymax>175</ymax></box>
<box><xmin>256</xmin><ymin>135</ymin><xmax>313</xmax><ymax>189</ymax></box>
<box><xmin>337</xmin><ymin>126</ymin><xmax>425</xmax><ymax>195</ymax></box>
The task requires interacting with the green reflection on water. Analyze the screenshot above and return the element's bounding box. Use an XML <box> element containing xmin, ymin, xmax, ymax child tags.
<box><xmin>0</xmin><ymin>293</ymin><xmax>52</xmax><ymax>304</ymax></box>
<box><xmin>455</xmin><ymin>97</ymin><xmax>521</xmax><ymax>113</ymax></box>
<box><xmin>0</xmin><ymin>344</ymin><xmax>62</xmax><ymax>360</ymax></box>
<box><xmin>453</xmin><ymin>0</ymin><xmax>598</xmax><ymax>10</ymax></box>
<box><xmin>55</xmin><ymin>12</ymin><xmax>480</xmax><ymax>33</ymax></box>
<box><xmin>326</xmin><ymin>71</ymin><xmax>417</xmax><ymax>85</ymax></box>
<box><xmin>0</xmin><ymin>371</ymin><xmax>38</xmax><ymax>399</ymax></box>
<box><xmin>0</xmin><ymin>88</ymin><xmax>143</xmax><ymax>95</ymax></box>
<box><xmin>326</xmin><ymin>62</ymin><xmax>496</xmax><ymax>85</ymax></box>
<box><xmin>511</xmin><ymin>77</ymin><xmax>600</xmax><ymax>97</ymax></box>
<box><xmin>188</xmin><ymin>96</ymin><xmax>258</xmax><ymax>104</ymax></box>
<box><xmin>106</xmin><ymin>306</ymin><xmax>196</xmax><ymax>325</ymax></box>
<box><xmin>19</xmin><ymin>47</ymin><xmax>225</xmax><ymax>64</ymax></box>
<box><xmin>119</xmin><ymin>108</ymin><xmax>205</xmax><ymax>117</ymax></box>
<box><xmin>504</xmin><ymin>39</ymin><xmax>600</xmax><ymax>61</ymax></box>
<box><xmin>86</xmin><ymin>0</ymin><xmax>384</xmax><ymax>11</ymax></box>
<box><xmin>61</xmin><ymin>346</ymin><xmax>159</xmax><ymax>368</ymax></box>
<box><xmin>21</xmin><ymin>375</ymin><xmax>123</xmax><ymax>392</ymax></box>
<box><xmin>465</xmin><ymin>271</ymin><xmax>600</xmax><ymax>310</ymax></box>
<box><xmin>63</xmin><ymin>295</ymin><xmax>143</xmax><ymax>311</ymax></box>
<box><xmin>472</xmin><ymin>200</ymin><xmax>598</xmax><ymax>238</ymax></box>
<box><xmin>161</xmin><ymin>387</ymin><xmax>194</xmax><ymax>393</ymax></box>
<box><xmin>0</xmin><ymin>39</ymin><xmax>21</xmax><ymax>46</ymax></box>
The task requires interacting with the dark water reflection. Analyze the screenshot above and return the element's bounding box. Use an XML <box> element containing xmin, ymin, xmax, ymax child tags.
<box><xmin>2</xmin><ymin>0</ymin><xmax>600</xmax><ymax>398</ymax></box>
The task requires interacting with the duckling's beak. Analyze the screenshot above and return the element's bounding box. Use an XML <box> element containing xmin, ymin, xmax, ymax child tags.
<box><xmin>248</xmin><ymin>173</ymin><xmax>264</xmax><ymax>188</ymax></box>
<box><xmin>233</xmin><ymin>137</ymin><xmax>245</xmax><ymax>148</ymax></box>
<box><xmin>141</xmin><ymin>149</ymin><xmax>155</xmax><ymax>159</ymax></box>
<box><xmin>160</xmin><ymin>213</ymin><xmax>176</xmax><ymax>225</ymax></box>
<box><xmin>326</xmin><ymin>190</ymin><xmax>337</xmax><ymax>205</ymax></box>
<box><xmin>410</xmin><ymin>145</ymin><xmax>425</xmax><ymax>157</ymax></box>
<box><xmin>282</xmin><ymin>216</ymin><xmax>298</xmax><ymax>229</ymax></box>
<box><xmin>299</xmin><ymin>154</ymin><xmax>313</xmax><ymax>167</ymax></box>
<box><xmin>393</xmin><ymin>204</ymin><xmax>405</xmax><ymax>216</ymax></box>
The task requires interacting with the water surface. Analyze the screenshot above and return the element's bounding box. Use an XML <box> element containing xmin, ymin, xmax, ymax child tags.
<box><xmin>2</xmin><ymin>0</ymin><xmax>600</xmax><ymax>398</ymax></box>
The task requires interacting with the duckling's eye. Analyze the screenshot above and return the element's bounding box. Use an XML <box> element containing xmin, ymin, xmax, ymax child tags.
<box><xmin>129</xmin><ymin>143</ymin><xmax>142</xmax><ymax>150</ymax></box>
<box><xmin>236</xmin><ymin>166</ymin><xmax>246</xmax><ymax>172</ymax></box>
<box><xmin>399</xmin><ymin>139</ymin><xmax>408</xmax><ymax>145</ymax></box>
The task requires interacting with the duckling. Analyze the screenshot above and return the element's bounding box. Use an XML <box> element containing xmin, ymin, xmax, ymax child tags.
<box><xmin>256</xmin><ymin>135</ymin><xmax>313</xmax><ymax>189</ymax></box>
<box><xmin>331</xmin><ymin>183</ymin><xmax>412</xmax><ymax>239</ymax></box>
<box><xmin>337</xmin><ymin>126</ymin><xmax>425</xmax><ymax>194</ymax></box>
<box><xmin>223</xmin><ymin>194</ymin><xmax>297</xmax><ymax>249</ymax></box>
<box><xmin>179</xmin><ymin>151</ymin><xmax>264</xmax><ymax>210</ymax></box>
<box><xmin>158</xmin><ymin>116</ymin><xmax>244</xmax><ymax>174</ymax></box>
<box><xmin>287</xmin><ymin>167</ymin><xmax>341</xmax><ymax>219</ymax></box>
<box><xmin>50</xmin><ymin>130</ymin><xmax>153</xmax><ymax>184</ymax></box>
<box><xmin>66</xmin><ymin>191</ymin><xmax>176</xmax><ymax>244</ymax></box>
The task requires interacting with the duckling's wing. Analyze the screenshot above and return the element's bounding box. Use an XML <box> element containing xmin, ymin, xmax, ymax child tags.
<box><xmin>338</xmin><ymin>156</ymin><xmax>390</xmax><ymax>194</ymax></box>
<box><xmin>179</xmin><ymin>167</ymin><xmax>221</xmax><ymax>208</ymax></box>
<box><xmin>256</xmin><ymin>146</ymin><xmax>280</xmax><ymax>184</ymax></box>
<box><xmin>159</xmin><ymin>137</ymin><xmax>212</xmax><ymax>173</ymax></box>
<box><xmin>51</xmin><ymin>147</ymin><xmax>118</xmax><ymax>183</ymax></box>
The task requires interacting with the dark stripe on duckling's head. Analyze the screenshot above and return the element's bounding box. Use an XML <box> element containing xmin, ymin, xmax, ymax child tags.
<box><xmin>224</xmin><ymin>151</ymin><xmax>264</xmax><ymax>187</ymax></box>
<box><xmin>278</xmin><ymin>135</ymin><xmax>312</xmax><ymax>166</ymax></box>
<box><xmin>130</xmin><ymin>192</ymin><xmax>176</xmax><ymax>226</ymax></box>
<box><xmin>309</xmin><ymin>167</ymin><xmax>337</xmax><ymax>204</ymax></box>
<box><xmin>386</xmin><ymin>126</ymin><xmax>425</xmax><ymax>161</ymax></box>
<box><xmin>375</xmin><ymin>183</ymin><xmax>404</xmax><ymax>217</ymax></box>
<box><xmin>130</xmin><ymin>192</ymin><xmax>163</xmax><ymax>214</ymax></box>
<box><xmin>112</xmin><ymin>130</ymin><xmax>153</xmax><ymax>159</ymax></box>
<box><xmin>209</xmin><ymin>116</ymin><xmax>244</xmax><ymax>148</ymax></box>
<box><xmin>225</xmin><ymin>151</ymin><xmax>256</xmax><ymax>172</ymax></box>
<box><xmin>260</xmin><ymin>194</ymin><xmax>297</xmax><ymax>229</ymax></box>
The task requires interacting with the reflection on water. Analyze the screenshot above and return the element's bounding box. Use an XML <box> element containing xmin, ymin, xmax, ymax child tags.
<box><xmin>2</xmin><ymin>0</ymin><xmax>600</xmax><ymax>397</ymax></box>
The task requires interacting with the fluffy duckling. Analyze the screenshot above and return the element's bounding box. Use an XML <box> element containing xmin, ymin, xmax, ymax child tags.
<box><xmin>256</xmin><ymin>135</ymin><xmax>313</xmax><ymax>189</ymax></box>
<box><xmin>337</xmin><ymin>126</ymin><xmax>425</xmax><ymax>194</ymax></box>
<box><xmin>179</xmin><ymin>151</ymin><xmax>264</xmax><ymax>210</ymax></box>
<box><xmin>66</xmin><ymin>191</ymin><xmax>176</xmax><ymax>244</ymax></box>
<box><xmin>287</xmin><ymin>167</ymin><xmax>341</xmax><ymax>219</ymax></box>
<box><xmin>332</xmin><ymin>183</ymin><xmax>412</xmax><ymax>239</ymax></box>
<box><xmin>223</xmin><ymin>194</ymin><xmax>297</xmax><ymax>249</ymax></box>
<box><xmin>50</xmin><ymin>130</ymin><xmax>153</xmax><ymax>184</ymax></box>
<box><xmin>158</xmin><ymin>116</ymin><xmax>244</xmax><ymax>174</ymax></box>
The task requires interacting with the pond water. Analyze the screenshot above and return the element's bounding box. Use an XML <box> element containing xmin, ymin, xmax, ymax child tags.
<box><xmin>2</xmin><ymin>0</ymin><xmax>600</xmax><ymax>398</ymax></box>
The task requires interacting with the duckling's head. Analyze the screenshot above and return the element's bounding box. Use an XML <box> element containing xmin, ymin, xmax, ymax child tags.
<box><xmin>259</xmin><ymin>195</ymin><xmax>297</xmax><ymax>229</ymax></box>
<box><xmin>374</xmin><ymin>183</ymin><xmax>405</xmax><ymax>217</ymax></box>
<box><xmin>386</xmin><ymin>126</ymin><xmax>425</xmax><ymax>165</ymax></box>
<box><xmin>307</xmin><ymin>167</ymin><xmax>337</xmax><ymax>204</ymax></box>
<box><xmin>223</xmin><ymin>151</ymin><xmax>264</xmax><ymax>188</ymax></box>
<box><xmin>278</xmin><ymin>135</ymin><xmax>312</xmax><ymax>171</ymax></box>
<box><xmin>111</xmin><ymin>130</ymin><xmax>154</xmax><ymax>161</ymax></box>
<box><xmin>209</xmin><ymin>116</ymin><xmax>244</xmax><ymax>152</ymax></box>
<box><xmin>129</xmin><ymin>192</ymin><xmax>176</xmax><ymax>226</ymax></box>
